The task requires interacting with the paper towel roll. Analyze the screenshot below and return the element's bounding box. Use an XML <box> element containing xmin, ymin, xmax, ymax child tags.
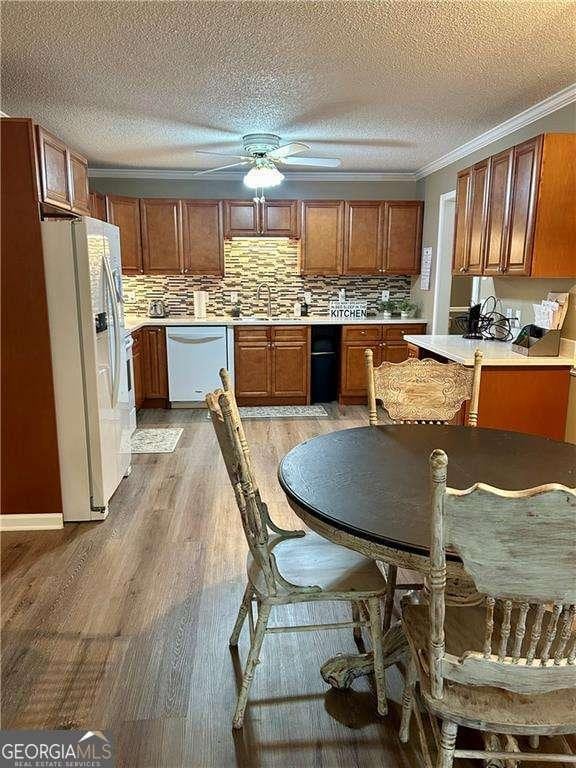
<box><xmin>194</xmin><ymin>291</ymin><xmax>208</xmax><ymax>319</ymax></box>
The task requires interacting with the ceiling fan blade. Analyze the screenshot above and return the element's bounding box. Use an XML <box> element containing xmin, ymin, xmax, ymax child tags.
<box><xmin>192</xmin><ymin>161</ymin><xmax>250</xmax><ymax>176</ymax></box>
<box><xmin>279</xmin><ymin>156</ymin><xmax>341</xmax><ymax>168</ymax></box>
<box><xmin>195</xmin><ymin>149</ymin><xmax>251</xmax><ymax>160</ymax></box>
<box><xmin>268</xmin><ymin>142</ymin><xmax>310</xmax><ymax>159</ymax></box>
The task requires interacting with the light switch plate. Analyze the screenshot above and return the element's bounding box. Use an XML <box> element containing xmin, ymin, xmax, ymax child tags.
<box><xmin>381</xmin><ymin>290</ymin><xmax>390</xmax><ymax>302</ymax></box>
<box><xmin>303</xmin><ymin>292</ymin><xmax>312</xmax><ymax>304</ymax></box>
<box><xmin>230</xmin><ymin>291</ymin><xmax>238</xmax><ymax>304</ymax></box>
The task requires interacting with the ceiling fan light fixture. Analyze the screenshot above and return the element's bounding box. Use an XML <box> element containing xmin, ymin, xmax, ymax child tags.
<box><xmin>243</xmin><ymin>163</ymin><xmax>284</xmax><ymax>189</ymax></box>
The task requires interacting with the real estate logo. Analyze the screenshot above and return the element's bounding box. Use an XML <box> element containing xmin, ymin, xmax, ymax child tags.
<box><xmin>0</xmin><ymin>730</ymin><xmax>114</xmax><ymax>768</ymax></box>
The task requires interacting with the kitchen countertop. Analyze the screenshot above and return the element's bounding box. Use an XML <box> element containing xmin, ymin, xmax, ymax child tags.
<box><xmin>404</xmin><ymin>334</ymin><xmax>576</xmax><ymax>367</ymax></box>
<box><xmin>124</xmin><ymin>314</ymin><xmax>429</xmax><ymax>334</ymax></box>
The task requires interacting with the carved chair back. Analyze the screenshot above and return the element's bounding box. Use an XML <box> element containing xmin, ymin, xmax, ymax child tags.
<box><xmin>365</xmin><ymin>350</ymin><xmax>482</xmax><ymax>426</ymax></box>
<box><xmin>428</xmin><ymin>448</ymin><xmax>576</xmax><ymax>699</ymax></box>
<box><xmin>206</xmin><ymin>389</ymin><xmax>276</xmax><ymax>594</ymax></box>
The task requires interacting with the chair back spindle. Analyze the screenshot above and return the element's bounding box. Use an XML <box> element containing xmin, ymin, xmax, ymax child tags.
<box><xmin>428</xmin><ymin>448</ymin><xmax>576</xmax><ymax>699</ymax></box>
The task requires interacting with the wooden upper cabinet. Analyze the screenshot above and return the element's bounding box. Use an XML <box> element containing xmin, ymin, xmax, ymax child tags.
<box><xmin>453</xmin><ymin>168</ymin><xmax>472</xmax><ymax>274</ymax></box>
<box><xmin>300</xmin><ymin>201</ymin><xmax>344</xmax><ymax>275</ymax></box>
<box><xmin>89</xmin><ymin>191</ymin><xmax>107</xmax><ymax>221</ymax></box>
<box><xmin>140</xmin><ymin>198</ymin><xmax>183</xmax><ymax>274</ymax></box>
<box><xmin>484</xmin><ymin>149</ymin><xmax>513</xmax><ymax>275</ymax></box>
<box><xmin>36</xmin><ymin>127</ymin><xmax>71</xmax><ymax>209</ymax></box>
<box><xmin>382</xmin><ymin>201</ymin><xmax>423</xmax><ymax>274</ymax></box>
<box><xmin>505</xmin><ymin>135</ymin><xmax>542</xmax><ymax>275</ymax></box>
<box><xmin>69</xmin><ymin>151</ymin><xmax>90</xmax><ymax>215</ymax></box>
<box><xmin>466</xmin><ymin>160</ymin><xmax>489</xmax><ymax>274</ymax></box>
<box><xmin>262</xmin><ymin>200</ymin><xmax>299</xmax><ymax>237</ymax></box>
<box><xmin>343</xmin><ymin>201</ymin><xmax>383</xmax><ymax>275</ymax></box>
<box><xmin>181</xmin><ymin>200</ymin><xmax>224</xmax><ymax>275</ymax></box>
<box><xmin>106</xmin><ymin>195</ymin><xmax>143</xmax><ymax>274</ymax></box>
<box><xmin>224</xmin><ymin>200</ymin><xmax>259</xmax><ymax>237</ymax></box>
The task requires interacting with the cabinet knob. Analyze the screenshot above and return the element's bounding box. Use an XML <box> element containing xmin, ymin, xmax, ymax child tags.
<box><xmin>459</xmin><ymin>266</ymin><xmax>467</xmax><ymax>273</ymax></box>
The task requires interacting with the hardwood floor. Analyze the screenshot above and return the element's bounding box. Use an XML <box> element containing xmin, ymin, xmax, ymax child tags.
<box><xmin>0</xmin><ymin>406</ymin><xmax>566</xmax><ymax>767</ymax></box>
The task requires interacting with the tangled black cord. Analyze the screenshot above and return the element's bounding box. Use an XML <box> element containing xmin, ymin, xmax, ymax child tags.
<box><xmin>453</xmin><ymin>296</ymin><xmax>514</xmax><ymax>341</ymax></box>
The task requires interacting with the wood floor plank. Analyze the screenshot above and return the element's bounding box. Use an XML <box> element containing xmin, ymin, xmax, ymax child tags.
<box><xmin>3</xmin><ymin>405</ymin><xmax>562</xmax><ymax>767</ymax></box>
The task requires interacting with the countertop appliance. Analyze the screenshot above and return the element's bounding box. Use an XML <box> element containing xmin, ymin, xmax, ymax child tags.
<box><xmin>166</xmin><ymin>326</ymin><xmax>233</xmax><ymax>404</ymax></box>
<box><xmin>41</xmin><ymin>217</ymin><xmax>132</xmax><ymax>521</ymax></box>
<box><xmin>148</xmin><ymin>299</ymin><xmax>167</xmax><ymax>318</ymax></box>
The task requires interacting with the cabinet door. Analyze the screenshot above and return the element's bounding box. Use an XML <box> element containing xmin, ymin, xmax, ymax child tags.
<box><xmin>36</xmin><ymin>126</ymin><xmax>71</xmax><ymax>209</ymax></box>
<box><xmin>69</xmin><ymin>151</ymin><xmax>90</xmax><ymax>215</ymax></box>
<box><xmin>224</xmin><ymin>200</ymin><xmax>259</xmax><ymax>236</ymax></box>
<box><xmin>181</xmin><ymin>200</ymin><xmax>224</xmax><ymax>275</ymax></box>
<box><xmin>466</xmin><ymin>160</ymin><xmax>489</xmax><ymax>275</ymax></box>
<box><xmin>132</xmin><ymin>330</ymin><xmax>145</xmax><ymax>409</ymax></box>
<box><xmin>383</xmin><ymin>342</ymin><xmax>410</xmax><ymax>363</ymax></box>
<box><xmin>143</xmin><ymin>327</ymin><xmax>168</xmax><ymax>399</ymax></box>
<box><xmin>340</xmin><ymin>343</ymin><xmax>381</xmax><ymax>397</ymax></box>
<box><xmin>452</xmin><ymin>168</ymin><xmax>472</xmax><ymax>274</ymax></box>
<box><xmin>271</xmin><ymin>327</ymin><xmax>309</xmax><ymax>398</ymax></box>
<box><xmin>484</xmin><ymin>149</ymin><xmax>513</xmax><ymax>274</ymax></box>
<box><xmin>140</xmin><ymin>199</ymin><xmax>183</xmax><ymax>274</ymax></box>
<box><xmin>300</xmin><ymin>201</ymin><xmax>344</xmax><ymax>275</ymax></box>
<box><xmin>89</xmin><ymin>191</ymin><xmax>107</xmax><ymax>221</ymax></box>
<box><xmin>382</xmin><ymin>201</ymin><xmax>423</xmax><ymax>274</ymax></box>
<box><xmin>234</xmin><ymin>327</ymin><xmax>271</xmax><ymax>398</ymax></box>
<box><xmin>343</xmin><ymin>201</ymin><xmax>383</xmax><ymax>275</ymax></box>
<box><xmin>106</xmin><ymin>195</ymin><xmax>143</xmax><ymax>274</ymax></box>
<box><xmin>504</xmin><ymin>136</ymin><xmax>542</xmax><ymax>275</ymax></box>
<box><xmin>262</xmin><ymin>200</ymin><xmax>299</xmax><ymax>237</ymax></box>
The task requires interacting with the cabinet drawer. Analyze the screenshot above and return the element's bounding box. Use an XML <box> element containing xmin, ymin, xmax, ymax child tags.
<box><xmin>384</xmin><ymin>323</ymin><xmax>426</xmax><ymax>341</ymax></box>
<box><xmin>235</xmin><ymin>326</ymin><xmax>270</xmax><ymax>342</ymax></box>
<box><xmin>342</xmin><ymin>325</ymin><xmax>382</xmax><ymax>342</ymax></box>
<box><xmin>273</xmin><ymin>326</ymin><xmax>308</xmax><ymax>342</ymax></box>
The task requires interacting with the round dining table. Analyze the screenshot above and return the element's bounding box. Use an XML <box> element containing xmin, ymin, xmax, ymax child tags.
<box><xmin>278</xmin><ymin>424</ymin><xmax>576</xmax><ymax>690</ymax></box>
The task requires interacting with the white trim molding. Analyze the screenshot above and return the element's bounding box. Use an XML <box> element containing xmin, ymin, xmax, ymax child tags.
<box><xmin>88</xmin><ymin>168</ymin><xmax>416</xmax><ymax>181</ymax></box>
<box><xmin>415</xmin><ymin>83</ymin><xmax>576</xmax><ymax>179</ymax></box>
<box><xmin>0</xmin><ymin>513</ymin><xmax>64</xmax><ymax>531</ymax></box>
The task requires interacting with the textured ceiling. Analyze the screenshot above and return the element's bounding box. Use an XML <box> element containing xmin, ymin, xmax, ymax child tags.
<box><xmin>2</xmin><ymin>1</ymin><xmax>575</xmax><ymax>172</ymax></box>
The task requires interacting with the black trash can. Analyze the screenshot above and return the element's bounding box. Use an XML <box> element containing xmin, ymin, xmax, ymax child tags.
<box><xmin>311</xmin><ymin>327</ymin><xmax>339</xmax><ymax>403</ymax></box>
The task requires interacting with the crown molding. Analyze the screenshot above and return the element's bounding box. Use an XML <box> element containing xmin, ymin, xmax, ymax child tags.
<box><xmin>88</xmin><ymin>167</ymin><xmax>417</xmax><ymax>182</ymax></box>
<box><xmin>415</xmin><ymin>83</ymin><xmax>576</xmax><ymax>180</ymax></box>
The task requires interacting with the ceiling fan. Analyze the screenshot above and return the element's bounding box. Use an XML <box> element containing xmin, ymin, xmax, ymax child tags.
<box><xmin>192</xmin><ymin>133</ymin><xmax>341</xmax><ymax>188</ymax></box>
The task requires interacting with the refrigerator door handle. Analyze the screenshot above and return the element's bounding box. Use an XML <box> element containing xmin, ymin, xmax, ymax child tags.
<box><xmin>103</xmin><ymin>255</ymin><xmax>122</xmax><ymax>409</ymax></box>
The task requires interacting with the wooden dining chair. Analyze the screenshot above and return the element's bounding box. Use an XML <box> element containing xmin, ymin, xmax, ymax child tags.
<box><xmin>206</xmin><ymin>383</ymin><xmax>389</xmax><ymax>729</ymax></box>
<box><xmin>399</xmin><ymin>448</ymin><xmax>576</xmax><ymax>767</ymax></box>
<box><xmin>365</xmin><ymin>349</ymin><xmax>483</xmax><ymax>427</ymax></box>
<box><xmin>365</xmin><ymin>348</ymin><xmax>483</xmax><ymax>631</ymax></box>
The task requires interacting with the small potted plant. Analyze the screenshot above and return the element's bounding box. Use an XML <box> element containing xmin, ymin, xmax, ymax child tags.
<box><xmin>377</xmin><ymin>299</ymin><xmax>397</xmax><ymax>319</ymax></box>
<box><xmin>398</xmin><ymin>298</ymin><xmax>417</xmax><ymax>319</ymax></box>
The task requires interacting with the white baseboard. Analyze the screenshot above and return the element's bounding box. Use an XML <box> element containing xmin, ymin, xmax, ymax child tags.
<box><xmin>0</xmin><ymin>513</ymin><xmax>64</xmax><ymax>531</ymax></box>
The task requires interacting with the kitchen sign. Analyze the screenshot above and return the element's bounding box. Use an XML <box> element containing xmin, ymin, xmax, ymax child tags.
<box><xmin>329</xmin><ymin>300</ymin><xmax>368</xmax><ymax>319</ymax></box>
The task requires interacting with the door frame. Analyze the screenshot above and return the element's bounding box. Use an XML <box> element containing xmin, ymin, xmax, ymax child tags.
<box><xmin>432</xmin><ymin>190</ymin><xmax>456</xmax><ymax>334</ymax></box>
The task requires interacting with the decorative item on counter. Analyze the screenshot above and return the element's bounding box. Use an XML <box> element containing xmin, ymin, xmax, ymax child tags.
<box><xmin>293</xmin><ymin>301</ymin><xmax>302</xmax><ymax>318</ymax></box>
<box><xmin>329</xmin><ymin>299</ymin><xmax>367</xmax><ymax>319</ymax></box>
<box><xmin>398</xmin><ymin>298</ymin><xmax>418</xmax><ymax>319</ymax></box>
<box><xmin>193</xmin><ymin>290</ymin><xmax>208</xmax><ymax>320</ymax></box>
<box><xmin>377</xmin><ymin>299</ymin><xmax>397</xmax><ymax>319</ymax></box>
<box><xmin>148</xmin><ymin>299</ymin><xmax>168</xmax><ymax>318</ymax></box>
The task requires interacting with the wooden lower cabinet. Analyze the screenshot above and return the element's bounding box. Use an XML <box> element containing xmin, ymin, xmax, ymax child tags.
<box><xmin>132</xmin><ymin>326</ymin><xmax>168</xmax><ymax>408</ymax></box>
<box><xmin>340</xmin><ymin>323</ymin><xmax>427</xmax><ymax>403</ymax></box>
<box><xmin>235</xmin><ymin>326</ymin><xmax>310</xmax><ymax>405</ymax></box>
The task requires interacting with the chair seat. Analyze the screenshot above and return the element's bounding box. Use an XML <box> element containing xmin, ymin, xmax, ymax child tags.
<box><xmin>247</xmin><ymin>530</ymin><xmax>387</xmax><ymax>596</ymax></box>
<box><xmin>403</xmin><ymin>602</ymin><xmax>576</xmax><ymax>733</ymax></box>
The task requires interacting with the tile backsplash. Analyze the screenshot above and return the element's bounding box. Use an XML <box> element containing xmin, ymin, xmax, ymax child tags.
<box><xmin>123</xmin><ymin>238</ymin><xmax>411</xmax><ymax>316</ymax></box>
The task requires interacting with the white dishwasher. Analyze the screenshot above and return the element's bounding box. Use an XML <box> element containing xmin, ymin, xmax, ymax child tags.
<box><xmin>166</xmin><ymin>326</ymin><xmax>233</xmax><ymax>405</ymax></box>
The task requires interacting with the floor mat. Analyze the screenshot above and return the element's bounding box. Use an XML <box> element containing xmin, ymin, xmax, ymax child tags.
<box><xmin>131</xmin><ymin>427</ymin><xmax>183</xmax><ymax>453</ymax></box>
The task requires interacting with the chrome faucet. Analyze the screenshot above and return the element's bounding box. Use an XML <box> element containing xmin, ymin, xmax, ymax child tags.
<box><xmin>257</xmin><ymin>283</ymin><xmax>272</xmax><ymax>318</ymax></box>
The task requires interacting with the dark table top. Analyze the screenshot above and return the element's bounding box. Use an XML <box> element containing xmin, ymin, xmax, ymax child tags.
<box><xmin>278</xmin><ymin>425</ymin><xmax>576</xmax><ymax>558</ymax></box>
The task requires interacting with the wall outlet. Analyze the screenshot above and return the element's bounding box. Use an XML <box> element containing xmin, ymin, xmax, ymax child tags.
<box><xmin>303</xmin><ymin>292</ymin><xmax>312</xmax><ymax>304</ymax></box>
<box><xmin>230</xmin><ymin>291</ymin><xmax>238</xmax><ymax>304</ymax></box>
<box><xmin>124</xmin><ymin>291</ymin><xmax>135</xmax><ymax>303</ymax></box>
<box><xmin>338</xmin><ymin>288</ymin><xmax>346</xmax><ymax>302</ymax></box>
<box><xmin>381</xmin><ymin>290</ymin><xmax>390</xmax><ymax>302</ymax></box>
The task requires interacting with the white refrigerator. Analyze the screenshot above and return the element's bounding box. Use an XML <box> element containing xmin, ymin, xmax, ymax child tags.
<box><xmin>41</xmin><ymin>217</ymin><xmax>134</xmax><ymax>522</ymax></box>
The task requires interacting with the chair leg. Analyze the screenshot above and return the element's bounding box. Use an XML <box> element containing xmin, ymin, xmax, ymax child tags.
<box><xmin>383</xmin><ymin>565</ymin><xmax>398</xmax><ymax>632</ymax></box>
<box><xmin>352</xmin><ymin>600</ymin><xmax>363</xmax><ymax>641</ymax></box>
<box><xmin>233</xmin><ymin>602</ymin><xmax>271</xmax><ymax>729</ymax></box>
<box><xmin>399</xmin><ymin>653</ymin><xmax>417</xmax><ymax>743</ymax></box>
<box><xmin>437</xmin><ymin>720</ymin><xmax>458</xmax><ymax>768</ymax></box>
<box><xmin>229</xmin><ymin>583</ymin><xmax>253</xmax><ymax>647</ymax></box>
<box><xmin>367</xmin><ymin>597</ymin><xmax>387</xmax><ymax>716</ymax></box>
